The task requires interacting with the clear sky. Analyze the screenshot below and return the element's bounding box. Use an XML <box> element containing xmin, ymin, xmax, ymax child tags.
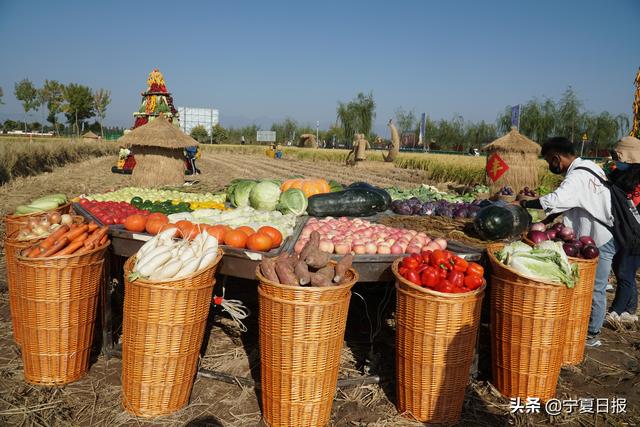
<box><xmin>0</xmin><ymin>0</ymin><xmax>638</xmax><ymax>135</ymax></box>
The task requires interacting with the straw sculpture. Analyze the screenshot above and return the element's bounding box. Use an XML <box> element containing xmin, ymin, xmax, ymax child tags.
<box><xmin>82</xmin><ymin>131</ymin><xmax>99</xmax><ymax>141</ymax></box>
<box><xmin>298</xmin><ymin>133</ymin><xmax>318</xmax><ymax>148</ymax></box>
<box><xmin>481</xmin><ymin>127</ymin><xmax>541</xmax><ymax>193</ymax></box>
<box><xmin>383</xmin><ymin>119</ymin><xmax>400</xmax><ymax>162</ymax></box>
<box><xmin>118</xmin><ymin>115</ymin><xmax>197</xmax><ymax>187</ymax></box>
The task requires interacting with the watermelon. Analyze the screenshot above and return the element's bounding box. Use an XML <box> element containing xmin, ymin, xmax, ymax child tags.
<box><xmin>474</xmin><ymin>204</ymin><xmax>531</xmax><ymax>241</ymax></box>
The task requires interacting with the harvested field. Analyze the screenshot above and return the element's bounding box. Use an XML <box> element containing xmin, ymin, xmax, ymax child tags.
<box><xmin>0</xmin><ymin>152</ymin><xmax>638</xmax><ymax>426</ymax></box>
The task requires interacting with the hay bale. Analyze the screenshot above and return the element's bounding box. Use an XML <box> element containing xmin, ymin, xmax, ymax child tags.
<box><xmin>481</xmin><ymin>127</ymin><xmax>541</xmax><ymax>192</ymax></box>
<box><xmin>131</xmin><ymin>146</ymin><xmax>185</xmax><ymax>187</ymax></box>
<box><xmin>298</xmin><ymin>134</ymin><xmax>318</xmax><ymax>148</ymax></box>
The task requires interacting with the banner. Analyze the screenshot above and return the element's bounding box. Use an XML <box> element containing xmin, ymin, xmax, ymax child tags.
<box><xmin>419</xmin><ymin>112</ymin><xmax>426</xmax><ymax>144</ymax></box>
<box><xmin>486</xmin><ymin>152</ymin><xmax>509</xmax><ymax>182</ymax></box>
<box><xmin>511</xmin><ymin>105</ymin><xmax>520</xmax><ymax>128</ymax></box>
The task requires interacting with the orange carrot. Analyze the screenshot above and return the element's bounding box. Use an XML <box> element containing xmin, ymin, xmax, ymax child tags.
<box><xmin>42</xmin><ymin>225</ymin><xmax>70</xmax><ymax>245</ymax></box>
<box><xmin>85</xmin><ymin>226</ymin><xmax>108</xmax><ymax>247</ymax></box>
<box><xmin>41</xmin><ymin>237</ymin><xmax>69</xmax><ymax>257</ymax></box>
<box><xmin>54</xmin><ymin>240</ymin><xmax>84</xmax><ymax>256</ymax></box>
<box><xmin>61</xmin><ymin>224</ymin><xmax>88</xmax><ymax>242</ymax></box>
<box><xmin>72</xmin><ymin>232</ymin><xmax>88</xmax><ymax>243</ymax></box>
<box><xmin>87</xmin><ymin>222</ymin><xmax>99</xmax><ymax>232</ymax></box>
<box><xmin>99</xmin><ymin>235</ymin><xmax>108</xmax><ymax>245</ymax></box>
<box><xmin>26</xmin><ymin>246</ymin><xmax>44</xmax><ymax>258</ymax></box>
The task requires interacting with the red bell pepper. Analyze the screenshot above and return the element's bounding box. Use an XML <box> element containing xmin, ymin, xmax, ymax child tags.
<box><xmin>452</xmin><ymin>256</ymin><xmax>469</xmax><ymax>273</ymax></box>
<box><xmin>467</xmin><ymin>262</ymin><xmax>484</xmax><ymax>277</ymax></box>
<box><xmin>421</xmin><ymin>266</ymin><xmax>440</xmax><ymax>288</ymax></box>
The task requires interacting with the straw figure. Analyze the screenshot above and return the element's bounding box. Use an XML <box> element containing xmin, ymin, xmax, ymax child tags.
<box><xmin>481</xmin><ymin>126</ymin><xmax>541</xmax><ymax>193</ymax></box>
<box><xmin>346</xmin><ymin>133</ymin><xmax>371</xmax><ymax>166</ymax></box>
<box><xmin>82</xmin><ymin>131</ymin><xmax>100</xmax><ymax>142</ymax></box>
<box><xmin>383</xmin><ymin>119</ymin><xmax>400</xmax><ymax>162</ymax></box>
<box><xmin>298</xmin><ymin>133</ymin><xmax>318</xmax><ymax>148</ymax></box>
<box><xmin>631</xmin><ymin>67</ymin><xmax>640</xmax><ymax>138</ymax></box>
<box><xmin>118</xmin><ymin>115</ymin><xmax>197</xmax><ymax>187</ymax></box>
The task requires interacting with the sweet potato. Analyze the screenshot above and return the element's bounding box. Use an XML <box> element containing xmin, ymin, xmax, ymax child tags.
<box><xmin>299</xmin><ymin>231</ymin><xmax>320</xmax><ymax>261</ymax></box>
<box><xmin>305</xmin><ymin>250</ymin><xmax>331</xmax><ymax>269</ymax></box>
<box><xmin>311</xmin><ymin>265</ymin><xmax>335</xmax><ymax>287</ymax></box>
<box><xmin>275</xmin><ymin>259</ymin><xmax>297</xmax><ymax>286</ymax></box>
<box><xmin>260</xmin><ymin>257</ymin><xmax>279</xmax><ymax>283</ymax></box>
<box><xmin>333</xmin><ymin>254</ymin><xmax>354</xmax><ymax>283</ymax></box>
<box><xmin>294</xmin><ymin>260</ymin><xmax>311</xmax><ymax>285</ymax></box>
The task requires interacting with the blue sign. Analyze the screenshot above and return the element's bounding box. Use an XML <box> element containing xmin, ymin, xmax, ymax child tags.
<box><xmin>511</xmin><ymin>105</ymin><xmax>520</xmax><ymax>128</ymax></box>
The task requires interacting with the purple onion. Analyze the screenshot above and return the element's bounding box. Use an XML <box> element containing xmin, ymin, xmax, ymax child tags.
<box><xmin>546</xmin><ymin>229</ymin><xmax>557</xmax><ymax>240</ymax></box>
<box><xmin>582</xmin><ymin>245</ymin><xmax>600</xmax><ymax>259</ymax></box>
<box><xmin>563</xmin><ymin>243</ymin><xmax>580</xmax><ymax>257</ymax></box>
<box><xmin>531</xmin><ymin>222</ymin><xmax>546</xmax><ymax>232</ymax></box>
<box><xmin>558</xmin><ymin>226</ymin><xmax>575</xmax><ymax>241</ymax></box>
<box><xmin>528</xmin><ymin>230</ymin><xmax>549</xmax><ymax>244</ymax></box>
<box><xmin>567</xmin><ymin>239</ymin><xmax>584</xmax><ymax>250</ymax></box>
<box><xmin>552</xmin><ymin>223</ymin><xmax>565</xmax><ymax>233</ymax></box>
<box><xmin>579</xmin><ymin>236</ymin><xmax>596</xmax><ymax>247</ymax></box>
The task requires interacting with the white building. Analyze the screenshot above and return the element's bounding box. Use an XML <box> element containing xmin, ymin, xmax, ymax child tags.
<box><xmin>177</xmin><ymin>107</ymin><xmax>220</xmax><ymax>135</ymax></box>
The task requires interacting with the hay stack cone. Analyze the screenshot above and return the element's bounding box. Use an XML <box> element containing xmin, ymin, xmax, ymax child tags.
<box><xmin>481</xmin><ymin>127</ymin><xmax>541</xmax><ymax>193</ymax></box>
<box><xmin>299</xmin><ymin>133</ymin><xmax>318</xmax><ymax>148</ymax></box>
<box><xmin>118</xmin><ymin>115</ymin><xmax>197</xmax><ymax>187</ymax></box>
<box><xmin>82</xmin><ymin>131</ymin><xmax>100</xmax><ymax>141</ymax></box>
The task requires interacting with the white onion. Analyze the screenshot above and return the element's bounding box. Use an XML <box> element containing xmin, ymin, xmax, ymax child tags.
<box><xmin>530</xmin><ymin>222</ymin><xmax>546</xmax><ymax>232</ymax></box>
<box><xmin>60</xmin><ymin>214</ymin><xmax>73</xmax><ymax>226</ymax></box>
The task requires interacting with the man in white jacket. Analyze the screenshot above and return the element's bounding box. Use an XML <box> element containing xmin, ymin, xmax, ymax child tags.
<box><xmin>519</xmin><ymin>137</ymin><xmax>615</xmax><ymax>347</ymax></box>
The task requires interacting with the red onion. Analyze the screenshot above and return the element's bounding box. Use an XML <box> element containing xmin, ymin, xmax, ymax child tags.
<box><xmin>567</xmin><ymin>239</ymin><xmax>584</xmax><ymax>250</ymax></box>
<box><xmin>579</xmin><ymin>236</ymin><xmax>596</xmax><ymax>247</ymax></box>
<box><xmin>552</xmin><ymin>223</ymin><xmax>565</xmax><ymax>232</ymax></box>
<box><xmin>558</xmin><ymin>226</ymin><xmax>575</xmax><ymax>241</ymax></box>
<box><xmin>563</xmin><ymin>243</ymin><xmax>580</xmax><ymax>257</ymax></box>
<box><xmin>527</xmin><ymin>230</ymin><xmax>548</xmax><ymax>244</ymax></box>
<box><xmin>545</xmin><ymin>229</ymin><xmax>557</xmax><ymax>240</ymax></box>
<box><xmin>530</xmin><ymin>222</ymin><xmax>546</xmax><ymax>232</ymax></box>
<box><xmin>581</xmin><ymin>245</ymin><xmax>599</xmax><ymax>259</ymax></box>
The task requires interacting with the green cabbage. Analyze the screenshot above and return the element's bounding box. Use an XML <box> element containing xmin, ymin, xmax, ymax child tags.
<box><xmin>249</xmin><ymin>181</ymin><xmax>281</xmax><ymax>211</ymax></box>
<box><xmin>277</xmin><ymin>188</ymin><xmax>308</xmax><ymax>216</ymax></box>
<box><xmin>230</xmin><ymin>180</ymin><xmax>257</xmax><ymax>207</ymax></box>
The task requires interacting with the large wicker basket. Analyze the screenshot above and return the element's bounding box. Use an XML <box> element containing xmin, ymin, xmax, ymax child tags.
<box><xmin>3</xmin><ymin>231</ymin><xmax>44</xmax><ymax>346</ymax></box>
<box><xmin>15</xmin><ymin>241</ymin><xmax>109</xmax><ymax>385</ymax></box>
<box><xmin>562</xmin><ymin>257</ymin><xmax>598</xmax><ymax>364</ymax></box>
<box><xmin>4</xmin><ymin>202</ymin><xmax>72</xmax><ymax>237</ymax></box>
<box><xmin>392</xmin><ymin>259</ymin><xmax>485</xmax><ymax>424</ymax></box>
<box><xmin>121</xmin><ymin>249</ymin><xmax>223</xmax><ymax>417</ymax></box>
<box><xmin>521</xmin><ymin>235</ymin><xmax>599</xmax><ymax>364</ymax></box>
<box><xmin>256</xmin><ymin>262</ymin><xmax>359</xmax><ymax>427</ymax></box>
<box><xmin>487</xmin><ymin>243</ymin><xmax>570</xmax><ymax>401</ymax></box>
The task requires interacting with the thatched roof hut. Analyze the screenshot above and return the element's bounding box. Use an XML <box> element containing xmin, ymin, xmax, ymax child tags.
<box><xmin>118</xmin><ymin>115</ymin><xmax>197</xmax><ymax>187</ymax></box>
<box><xmin>481</xmin><ymin>127</ymin><xmax>541</xmax><ymax>193</ymax></box>
<box><xmin>82</xmin><ymin>131</ymin><xmax>100</xmax><ymax>141</ymax></box>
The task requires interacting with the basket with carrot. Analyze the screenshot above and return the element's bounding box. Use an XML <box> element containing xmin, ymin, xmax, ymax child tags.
<box><xmin>15</xmin><ymin>218</ymin><xmax>110</xmax><ymax>385</ymax></box>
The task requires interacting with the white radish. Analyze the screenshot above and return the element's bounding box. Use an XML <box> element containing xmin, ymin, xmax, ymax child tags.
<box><xmin>175</xmin><ymin>258</ymin><xmax>200</xmax><ymax>278</ymax></box>
<box><xmin>198</xmin><ymin>249</ymin><xmax>218</xmax><ymax>270</ymax></box>
<box><xmin>150</xmin><ymin>259</ymin><xmax>183</xmax><ymax>280</ymax></box>
<box><xmin>135</xmin><ymin>246</ymin><xmax>171</xmax><ymax>270</ymax></box>
<box><xmin>158</xmin><ymin>227</ymin><xmax>179</xmax><ymax>242</ymax></box>
<box><xmin>180</xmin><ymin>247</ymin><xmax>197</xmax><ymax>262</ymax></box>
<box><xmin>137</xmin><ymin>235</ymin><xmax>159</xmax><ymax>258</ymax></box>
<box><xmin>137</xmin><ymin>251</ymin><xmax>173</xmax><ymax>277</ymax></box>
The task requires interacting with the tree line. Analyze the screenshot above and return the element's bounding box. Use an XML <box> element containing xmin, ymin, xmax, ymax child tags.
<box><xmin>3</xmin><ymin>79</ymin><xmax>111</xmax><ymax>138</ymax></box>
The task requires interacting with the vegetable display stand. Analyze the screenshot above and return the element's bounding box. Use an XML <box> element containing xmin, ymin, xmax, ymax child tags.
<box><xmin>562</xmin><ymin>257</ymin><xmax>598</xmax><ymax>365</ymax></box>
<box><xmin>256</xmin><ymin>264</ymin><xmax>359</xmax><ymax>427</ymax></box>
<box><xmin>487</xmin><ymin>243</ymin><xmax>570</xmax><ymax>401</ymax></box>
<box><xmin>121</xmin><ymin>249</ymin><xmax>223</xmax><ymax>417</ymax></box>
<box><xmin>3</xmin><ymin>231</ymin><xmax>43</xmax><ymax>346</ymax></box>
<box><xmin>15</xmin><ymin>241</ymin><xmax>109</xmax><ymax>385</ymax></box>
<box><xmin>392</xmin><ymin>259</ymin><xmax>485</xmax><ymax>425</ymax></box>
<box><xmin>4</xmin><ymin>202</ymin><xmax>72</xmax><ymax>237</ymax></box>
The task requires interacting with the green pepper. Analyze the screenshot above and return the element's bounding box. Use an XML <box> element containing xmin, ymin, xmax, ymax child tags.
<box><xmin>130</xmin><ymin>196</ymin><xmax>143</xmax><ymax>205</ymax></box>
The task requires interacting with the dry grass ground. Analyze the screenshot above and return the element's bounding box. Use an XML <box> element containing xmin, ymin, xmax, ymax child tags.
<box><xmin>0</xmin><ymin>153</ymin><xmax>637</xmax><ymax>426</ymax></box>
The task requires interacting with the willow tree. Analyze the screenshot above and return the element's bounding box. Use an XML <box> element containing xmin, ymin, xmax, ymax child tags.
<box><xmin>336</xmin><ymin>92</ymin><xmax>376</xmax><ymax>145</ymax></box>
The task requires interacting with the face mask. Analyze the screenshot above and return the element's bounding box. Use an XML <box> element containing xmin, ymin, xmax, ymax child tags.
<box><xmin>549</xmin><ymin>158</ymin><xmax>563</xmax><ymax>175</ymax></box>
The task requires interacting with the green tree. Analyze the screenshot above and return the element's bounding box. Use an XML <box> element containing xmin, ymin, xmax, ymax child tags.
<box><xmin>210</xmin><ymin>124</ymin><xmax>228</xmax><ymax>144</ymax></box>
<box><xmin>190</xmin><ymin>125</ymin><xmax>209</xmax><ymax>143</ymax></box>
<box><xmin>3</xmin><ymin>119</ymin><xmax>20</xmax><ymax>131</ymax></box>
<box><xmin>395</xmin><ymin>107</ymin><xmax>416</xmax><ymax>135</ymax></box>
<box><xmin>270</xmin><ymin>117</ymin><xmax>298</xmax><ymax>144</ymax></box>
<box><xmin>38</xmin><ymin>80</ymin><xmax>65</xmax><ymax>135</ymax></box>
<box><xmin>93</xmin><ymin>88</ymin><xmax>111</xmax><ymax>139</ymax></box>
<box><xmin>336</xmin><ymin>92</ymin><xmax>376</xmax><ymax>143</ymax></box>
<box><xmin>14</xmin><ymin>78</ymin><xmax>39</xmax><ymax>132</ymax></box>
<box><xmin>62</xmin><ymin>83</ymin><xmax>95</xmax><ymax>136</ymax></box>
<box><xmin>557</xmin><ymin>86</ymin><xmax>582</xmax><ymax>142</ymax></box>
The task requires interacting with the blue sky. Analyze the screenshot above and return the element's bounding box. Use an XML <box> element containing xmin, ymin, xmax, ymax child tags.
<box><xmin>0</xmin><ymin>0</ymin><xmax>637</xmax><ymax>135</ymax></box>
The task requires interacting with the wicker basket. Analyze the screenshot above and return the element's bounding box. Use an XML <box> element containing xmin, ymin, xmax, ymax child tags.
<box><xmin>3</xmin><ymin>231</ymin><xmax>44</xmax><ymax>346</ymax></box>
<box><xmin>392</xmin><ymin>259</ymin><xmax>485</xmax><ymax>425</ymax></box>
<box><xmin>4</xmin><ymin>202</ymin><xmax>72</xmax><ymax>237</ymax></box>
<box><xmin>256</xmin><ymin>262</ymin><xmax>359</xmax><ymax>427</ymax></box>
<box><xmin>15</xmin><ymin>241</ymin><xmax>109</xmax><ymax>385</ymax></box>
<box><xmin>121</xmin><ymin>249</ymin><xmax>223</xmax><ymax>417</ymax></box>
<box><xmin>520</xmin><ymin>235</ymin><xmax>599</xmax><ymax>365</ymax></box>
<box><xmin>486</xmin><ymin>243</ymin><xmax>570</xmax><ymax>401</ymax></box>
<box><xmin>561</xmin><ymin>257</ymin><xmax>598</xmax><ymax>365</ymax></box>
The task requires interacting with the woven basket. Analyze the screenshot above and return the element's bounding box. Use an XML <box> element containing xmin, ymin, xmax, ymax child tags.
<box><xmin>4</xmin><ymin>202</ymin><xmax>72</xmax><ymax>237</ymax></box>
<box><xmin>15</xmin><ymin>241</ymin><xmax>109</xmax><ymax>385</ymax></box>
<box><xmin>520</xmin><ymin>235</ymin><xmax>599</xmax><ymax>365</ymax></box>
<box><xmin>487</xmin><ymin>243</ymin><xmax>570</xmax><ymax>401</ymax></box>
<box><xmin>121</xmin><ymin>249</ymin><xmax>223</xmax><ymax>417</ymax></box>
<box><xmin>3</xmin><ymin>231</ymin><xmax>44</xmax><ymax>346</ymax></box>
<box><xmin>256</xmin><ymin>262</ymin><xmax>359</xmax><ymax>427</ymax></box>
<box><xmin>392</xmin><ymin>259</ymin><xmax>485</xmax><ymax>425</ymax></box>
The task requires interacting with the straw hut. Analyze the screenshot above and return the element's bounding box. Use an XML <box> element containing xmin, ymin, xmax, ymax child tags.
<box><xmin>481</xmin><ymin>126</ymin><xmax>541</xmax><ymax>193</ymax></box>
<box><xmin>82</xmin><ymin>131</ymin><xmax>100</xmax><ymax>141</ymax></box>
<box><xmin>118</xmin><ymin>115</ymin><xmax>197</xmax><ymax>187</ymax></box>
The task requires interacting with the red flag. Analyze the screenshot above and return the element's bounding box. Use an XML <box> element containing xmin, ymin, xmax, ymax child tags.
<box><xmin>486</xmin><ymin>153</ymin><xmax>509</xmax><ymax>182</ymax></box>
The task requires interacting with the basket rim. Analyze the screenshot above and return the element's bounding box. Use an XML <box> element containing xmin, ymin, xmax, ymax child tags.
<box><xmin>124</xmin><ymin>248</ymin><xmax>223</xmax><ymax>287</ymax></box>
<box><xmin>521</xmin><ymin>234</ymin><xmax>599</xmax><ymax>264</ymax></box>
<box><xmin>4</xmin><ymin>201</ymin><xmax>72</xmax><ymax>220</ymax></box>
<box><xmin>391</xmin><ymin>258</ymin><xmax>486</xmax><ymax>298</ymax></box>
<box><xmin>486</xmin><ymin>242</ymin><xmax>571</xmax><ymax>288</ymax></box>
<box><xmin>16</xmin><ymin>239</ymin><xmax>110</xmax><ymax>262</ymax></box>
<box><xmin>255</xmin><ymin>259</ymin><xmax>359</xmax><ymax>291</ymax></box>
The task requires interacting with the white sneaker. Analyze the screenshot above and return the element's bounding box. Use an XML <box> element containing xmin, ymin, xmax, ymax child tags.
<box><xmin>606</xmin><ymin>311</ymin><xmax>620</xmax><ymax>325</ymax></box>
<box><xmin>606</xmin><ymin>284</ymin><xmax>614</xmax><ymax>292</ymax></box>
<box><xmin>585</xmin><ymin>335</ymin><xmax>602</xmax><ymax>347</ymax></box>
<box><xmin>619</xmin><ymin>312</ymin><xmax>639</xmax><ymax>324</ymax></box>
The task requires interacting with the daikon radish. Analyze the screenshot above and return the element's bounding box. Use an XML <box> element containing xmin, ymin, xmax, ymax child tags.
<box><xmin>137</xmin><ymin>235</ymin><xmax>159</xmax><ymax>258</ymax></box>
<box><xmin>150</xmin><ymin>259</ymin><xmax>183</xmax><ymax>281</ymax></box>
<box><xmin>135</xmin><ymin>245</ymin><xmax>171</xmax><ymax>269</ymax></box>
<box><xmin>179</xmin><ymin>247</ymin><xmax>196</xmax><ymax>262</ymax></box>
<box><xmin>175</xmin><ymin>258</ymin><xmax>200</xmax><ymax>278</ymax></box>
<box><xmin>137</xmin><ymin>251</ymin><xmax>172</xmax><ymax>276</ymax></box>
<box><xmin>198</xmin><ymin>249</ymin><xmax>218</xmax><ymax>270</ymax></box>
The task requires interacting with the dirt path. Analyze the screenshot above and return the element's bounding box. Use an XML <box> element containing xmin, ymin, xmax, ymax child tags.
<box><xmin>0</xmin><ymin>153</ymin><xmax>638</xmax><ymax>426</ymax></box>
